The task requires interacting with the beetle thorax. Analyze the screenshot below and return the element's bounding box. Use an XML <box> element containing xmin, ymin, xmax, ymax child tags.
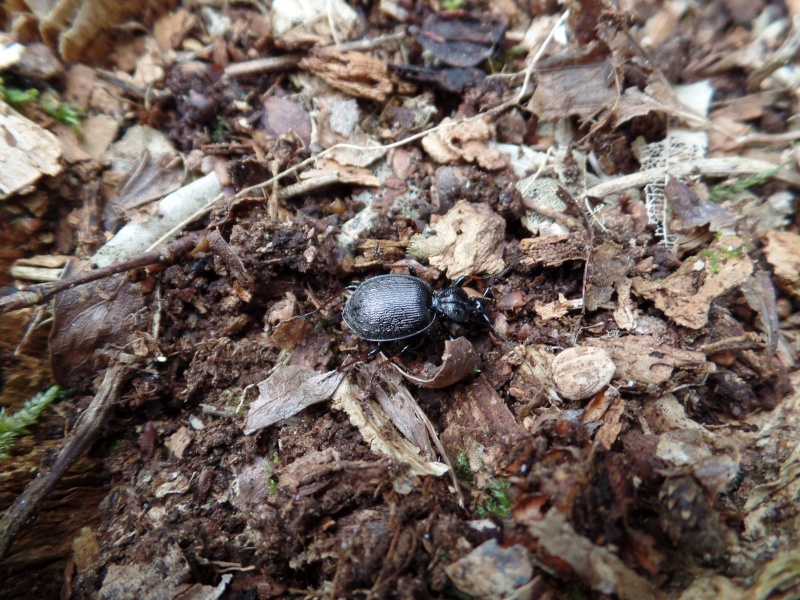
<box><xmin>433</xmin><ymin>286</ymin><xmax>472</xmax><ymax>323</ymax></box>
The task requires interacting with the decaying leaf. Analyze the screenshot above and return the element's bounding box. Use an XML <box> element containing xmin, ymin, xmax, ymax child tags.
<box><xmin>585</xmin><ymin>335</ymin><xmax>712</xmax><ymax>390</ymax></box>
<box><xmin>665</xmin><ymin>178</ymin><xmax>736</xmax><ymax>233</ymax></box>
<box><xmin>50</xmin><ymin>267</ymin><xmax>147</xmax><ymax>387</ymax></box>
<box><xmin>529</xmin><ymin>60</ymin><xmax>616</xmax><ymax>120</ymax></box>
<box><xmin>421</xmin><ymin>118</ymin><xmax>508</xmax><ymax>171</ymax></box>
<box><xmin>444</xmin><ymin>539</ymin><xmax>533</xmax><ymax>599</ymax></box>
<box><xmin>311</xmin><ymin>93</ymin><xmax>387</xmax><ymax>167</ymax></box>
<box><xmin>408</xmin><ymin>200</ymin><xmax>505</xmax><ymax>279</ymax></box>
<box><xmin>392</xmin><ymin>337</ymin><xmax>478</xmax><ymax>389</ymax></box>
<box><xmin>243</xmin><ymin>366</ymin><xmax>345</xmax><ymax>434</ymax></box>
<box><xmin>410</xmin><ymin>13</ymin><xmax>505</xmax><ymax>68</ymax></box>
<box><xmin>0</xmin><ymin>102</ymin><xmax>63</xmax><ymax>200</ymax></box>
<box><xmin>105</xmin><ymin>125</ymin><xmax>186</xmax><ymax>212</ymax></box>
<box><xmin>330</xmin><ymin>376</ymin><xmax>449</xmax><ymax>477</ymax></box>
<box><xmin>99</xmin><ymin>541</ymin><xmax>193</xmax><ymax>600</ymax></box>
<box><xmin>632</xmin><ymin>235</ymin><xmax>753</xmax><ymax>329</ymax></box>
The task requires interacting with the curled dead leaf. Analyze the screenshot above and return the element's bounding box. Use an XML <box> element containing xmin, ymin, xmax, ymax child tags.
<box><xmin>391</xmin><ymin>337</ymin><xmax>478</xmax><ymax>389</ymax></box>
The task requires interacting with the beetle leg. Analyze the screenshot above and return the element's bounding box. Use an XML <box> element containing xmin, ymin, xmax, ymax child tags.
<box><xmin>368</xmin><ymin>343</ymin><xmax>412</xmax><ymax>389</ymax></box>
<box><xmin>407</xmin><ymin>265</ymin><xmax>417</xmax><ymax>278</ymax></box>
<box><xmin>337</xmin><ymin>343</ymin><xmax>383</xmax><ymax>372</ymax></box>
<box><xmin>453</xmin><ymin>275</ymin><xmax>469</xmax><ymax>288</ymax></box>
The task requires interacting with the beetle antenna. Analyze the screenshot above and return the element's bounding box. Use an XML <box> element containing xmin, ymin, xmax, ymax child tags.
<box><xmin>293</xmin><ymin>285</ymin><xmax>357</xmax><ymax>320</ymax></box>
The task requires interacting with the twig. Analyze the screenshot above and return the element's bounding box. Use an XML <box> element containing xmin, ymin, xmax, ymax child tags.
<box><xmin>0</xmin><ymin>363</ymin><xmax>131</xmax><ymax>561</ymax></box>
<box><xmin>516</xmin><ymin>9</ymin><xmax>571</xmax><ymax>104</ymax></box>
<box><xmin>0</xmin><ymin>232</ymin><xmax>202</xmax><ymax>316</ymax></box>
<box><xmin>223</xmin><ymin>54</ymin><xmax>303</xmax><ymax>79</ymax></box>
<box><xmin>556</xmin><ymin>187</ymin><xmax>594</xmax><ymax>334</ymax></box>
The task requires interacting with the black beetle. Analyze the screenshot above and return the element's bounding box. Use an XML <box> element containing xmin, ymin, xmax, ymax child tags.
<box><xmin>341</xmin><ymin>271</ymin><xmax>493</xmax><ymax>342</ymax></box>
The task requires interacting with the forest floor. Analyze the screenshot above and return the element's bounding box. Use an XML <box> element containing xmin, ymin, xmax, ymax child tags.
<box><xmin>2</xmin><ymin>1</ymin><xmax>800</xmax><ymax>599</ymax></box>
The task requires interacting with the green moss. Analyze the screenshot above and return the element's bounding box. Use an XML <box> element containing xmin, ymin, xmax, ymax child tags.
<box><xmin>476</xmin><ymin>478</ymin><xmax>511</xmax><ymax>518</ymax></box>
<box><xmin>0</xmin><ymin>386</ymin><xmax>61</xmax><ymax>460</ymax></box>
<box><xmin>0</xmin><ymin>77</ymin><xmax>85</xmax><ymax>131</ymax></box>
<box><xmin>454</xmin><ymin>448</ymin><xmax>473</xmax><ymax>482</ymax></box>
<box><xmin>709</xmin><ymin>165</ymin><xmax>783</xmax><ymax>201</ymax></box>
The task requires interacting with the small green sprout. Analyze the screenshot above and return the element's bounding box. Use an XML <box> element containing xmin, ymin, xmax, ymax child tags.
<box><xmin>702</xmin><ymin>249</ymin><xmax>722</xmax><ymax>275</ymax></box>
<box><xmin>0</xmin><ymin>386</ymin><xmax>61</xmax><ymax>460</ymax></box>
<box><xmin>266</xmin><ymin>479</ymin><xmax>279</xmax><ymax>495</ymax></box>
<box><xmin>441</xmin><ymin>0</ymin><xmax>465</xmax><ymax>9</ymax></box>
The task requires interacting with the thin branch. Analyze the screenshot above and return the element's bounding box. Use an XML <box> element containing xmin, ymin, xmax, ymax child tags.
<box><xmin>0</xmin><ymin>232</ymin><xmax>202</xmax><ymax>316</ymax></box>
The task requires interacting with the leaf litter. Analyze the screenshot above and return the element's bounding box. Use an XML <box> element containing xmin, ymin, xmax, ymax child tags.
<box><xmin>2</xmin><ymin>1</ymin><xmax>800</xmax><ymax>599</ymax></box>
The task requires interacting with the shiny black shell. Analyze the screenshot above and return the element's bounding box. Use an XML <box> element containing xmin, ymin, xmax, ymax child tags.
<box><xmin>342</xmin><ymin>274</ymin><xmax>436</xmax><ymax>342</ymax></box>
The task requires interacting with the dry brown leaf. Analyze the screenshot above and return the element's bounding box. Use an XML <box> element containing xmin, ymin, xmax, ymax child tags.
<box><xmin>534</xmin><ymin>293</ymin><xmax>582</xmax><ymax>320</ymax></box>
<box><xmin>594</xmin><ymin>397</ymin><xmax>626</xmax><ymax>450</ymax></box>
<box><xmin>408</xmin><ymin>200</ymin><xmax>505</xmax><ymax>279</ymax></box>
<box><xmin>763</xmin><ymin>230</ymin><xmax>800</xmax><ymax>300</ymax></box>
<box><xmin>153</xmin><ymin>8</ymin><xmax>196</xmax><ymax>52</ymax></box>
<box><xmin>632</xmin><ymin>235</ymin><xmax>753</xmax><ymax>329</ymax></box>
<box><xmin>529</xmin><ymin>61</ymin><xmax>616</xmax><ymax>120</ymax></box>
<box><xmin>421</xmin><ymin>118</ymin><xmax>508</xmax><ymax>171</ymax></box>
<box><xmin>243</xmin><ymin>366</ymin><xmax>345</xmax><ymax>434</ymax></box>
<box><xmin>50</xmin><ymin>266</ymin><xmax>147</xmax><ymax>387</ymax></box>
<box><xmin>33</xmin><ymin>0</ymin><xmax>156</xmax><ymax>63</ymax></box>
<box><xmin>105</xmin><ymin>125</ymin><xmax>185</xmax><ymax>212</ymax></box>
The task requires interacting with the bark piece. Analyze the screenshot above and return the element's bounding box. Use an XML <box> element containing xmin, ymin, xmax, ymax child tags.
<box><xmin>300</xmin><ymin>48</ymin><xmax>412</xmax><ymax>102</ymax></box>
<box><xmin>585</xmin><ymin>335</ymin><xmax>712</xmax><ymax>390</ymax></box>
<box><xmin>527</xmin><ymin>510</ymin><xmax>667</xmax><ymax>600</ymax></box>
<box><xmin>0</xmin><ymin>104</ymin><xmax>63</xmax><ymax>200</ymax></box>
